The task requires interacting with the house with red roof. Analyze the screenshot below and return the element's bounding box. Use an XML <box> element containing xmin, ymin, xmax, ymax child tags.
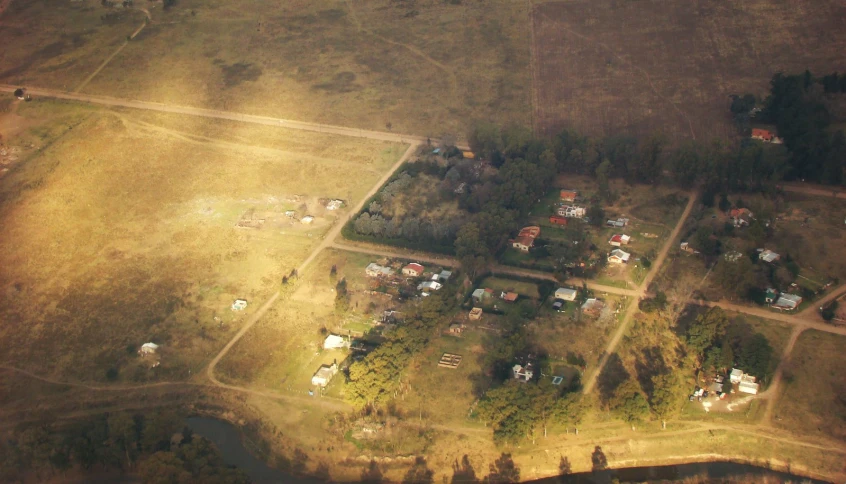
<box><xmin>402</xmin><ymin>263</ymin><xmax>425</xmax><ymax>277</ymax></box>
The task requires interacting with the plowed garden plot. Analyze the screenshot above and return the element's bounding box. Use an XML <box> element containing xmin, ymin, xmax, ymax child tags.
<box><xmin>531</xmin><ymin>0</ymin><xmax>846</xmax><ymax>140</ymax></box>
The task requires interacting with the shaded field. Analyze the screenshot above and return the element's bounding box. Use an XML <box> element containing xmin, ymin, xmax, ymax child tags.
<box><xmin>773</xmin><ymin>329</ymin><xmax>846</xmax><ymax>441</ymax></box>
<box><xmin>532</xmin><ymin>0</ymin><xmax>846</xmax><ymax>140</ymax></box>
<box><xmin>0</xmin><ymin>102</ymin><xmax>402</xmax><ymax>382</ymax></box>
<box><xmin>67</xmin><ymin>0</ymin><xmax>532</xmax><ymax>136</ymax></box>
<box><xmin>0</xmin><ymin>1</ymin><xmax>144</xmax><ymax>89</ymax></box>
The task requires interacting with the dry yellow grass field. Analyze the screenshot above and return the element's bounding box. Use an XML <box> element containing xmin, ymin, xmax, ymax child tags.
<box><xmin>0</xmin><ymin>100</ymin><xmax>404</xmax><ymax>382</ymax></box>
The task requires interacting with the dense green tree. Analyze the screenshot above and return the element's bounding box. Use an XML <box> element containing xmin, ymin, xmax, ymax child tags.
<box><xmin>455</xmin><ymin>223</ymin><xmax>491</xmax><ymax>279</ymax></box>
<box><xmin>650</xmin><ymin>371</ymin><xmax>687</xmax><ymax>427</ymax></box>
<box><xmin>610</xmin><ymin>378</ymin><xmax>650</xmax><ymax>428</ymax></box>
<box><xmin>686</xmin><ymin>308</ymin><xmax>729</xmax><ymax>355</ymax></box>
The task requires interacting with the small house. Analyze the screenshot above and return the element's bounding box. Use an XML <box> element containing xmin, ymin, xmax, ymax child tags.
<box><xmin>501</xmin><ymin>291</ymin><xmax>518</xmax><ymax>302</ymax></box>
<box><xmin>469</xmin><ymin>307</ymin><xmax>483</xmax><ymax>320</ymax></box>
<box><xmin>323</xmin><ymin>334</ymin><xmax>349</xmax><ymax>350</ymax></box>
<box><xmin>729</xmin><ymin>208</ymin><xmax>754</xmax><ymax>227</ymax></box>
<box><xmin>549</xmin><ymin>215</ymin><xmax>568</xmax><ymax>226</ymax></box>
<box><xmin>608</xmin><ymin>234</ymin><xmax>631</xmax><ymax>247</ymax></box>
<box><xmin>512</xmin><ymin>363</ymin><xmax>534</xmax><ymax>382</ymax></box>
<box><xmin>729</xmin><ymin>368</ymin><xmax>744</xmax><ymax>384</ymax></box>
<box><xmin>581</xmin><ymin>298</ymin><xmax>605</xmax><ymax>316</ymax></box>
<box><xmin>311</xmin><ymin>363</ymin><xmax>338</xmax><ymax>387</ymax></box>
<box><xmin>449</xmin><ymin>322</ymin><xmax>463</xmax><ymax>334</ymax></box>
<box><xmin>231</xmin><ymin>299</ymin><xmax>248</xmax><ymax>311</ymax></box>
<box><xmin>511</xmin><ymin>236</ymin><xmax>535</xmax><ymax>252</ymax></box>
<box><xmin>438</xmin><ymin>270</ymin><xmax>453</xmax><ymax>282</ymax></box>
<box><xmin>751</xmin><ymin>128</ymin><xmax>775</xmax><ymax>142</ymax></box>
<box><xmin>764</xmin><ymin>288</ymin><xmax>778</xmax><ymax>304</ymax></box>
<box><xmin>738</xmin><ymin>379</ymin><xmax>759</xmax><ymax>394</ymax></box>
<box><xmin>758</xmin><ymin>249</ymin><xmax>780</xmax><ymax>263</ymax></box>
<box><xmin>554</xmin><ymin>287</ymin><xmax>578</xmax><ymax>301</ymax></box>
<box><xmin>560</xmin><ymin>189</ymin><xmax>578</xmax><ymax>202</ymax></box>
<box><xmin>606</xmin><ymin>218</ymin><xmax>629</xmax><ymax>228</ymax></box>
<box><xmin>608</xmin><ymin>248</ymin><xmax>631</xmax><ymax>264</ymax></box>
<box><xmin>366</xmin><ymin>262</ymin><xmax>395</xmax><ymax>278</ymax></box>
<box><xmin>402</xmin><ymin>263</ymin><xmax>425</xmax><ymax>277</ymax></box>
<box><xmin>418</xmin><ymin>280</ymin><xmax>443</xmax><ymax>292</ymax></box>
<box><xmin>139</xmin><ymin>342</ymin><xmax>159</xmax><ymax>356</ymax></box>
<box><xmin>773</xmin><ymin>293</ymin><xmax>802</xmax><ymax>310</ymax></box>
<box><xmin>558</xmin><ymin>206</ymin><xmax>586</xmax><ymax>218</ymax></box>
<box><xmin>325</xmin><ymin>200</ymin><xmax>344</xmax><ymax>210</ymax></box>
<box><xmin>301</xmin><ymin>215</ymin><xmax>314</xmax><ymax>224</ymax></box>
<box><xmin>472</xmin><ymin>288</ymin><xmax>493</xmax><ymax>303</ymax></box>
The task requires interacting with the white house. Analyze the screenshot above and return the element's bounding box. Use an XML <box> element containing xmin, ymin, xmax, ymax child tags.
<box><xmin>608</xmin><ymin>234</ymin><xmax>631</xmax><ymax>247</ymax></box>
<box><xmin>311</xmin><ymin>363</ymin><xmax>338</xmax><ymax>387</ymax></box>
<box><xmin>729</xmin><ymin>368</ymin><xmax>744</xmax><ymax>384</ymax></box>
<box><xmin>323</xmin><ymin>334</ymin><xmax>348</xmax><ymax>350</ymax></box>
<box><xmin>558</xmin><ymin>206</ymin><xmax>586</xmax><ymax>218</ymax></box>
<box><xmin>555</xmin><ymin>287</ymin><xmax>578</xmax><ymax>301</ymax></box>
<box><xmin>730</xmin><ymin>368</ymin><xmax>760</xmax><ymax>394</ymax></box>
<box><xmin>402</xmin><ymin>263</ymin><xmax>425</xmax><ymax>277</ymax></box>
<box><xmin>139</xmin><ymin>343</ymin><xmax>159</xmax><ymax>356</ymax></box>
<box><xmin>758</xmin><ymin>249</ymin><xmax>780</xmax><ymax>263</ymax></box>
<box><xmin>418</xmin><ymin>280</ymin><xmax>443</xmax><ymax>292</ymax></box>
<box><xmin>512</xmin><ymin>363</ymin><xmax>533</xmax><ymax>382</ymax></box>
<box><xmin>608</xmin><ymin>248</ymin><xmax>631</xmax><ymax>264</ymax></box>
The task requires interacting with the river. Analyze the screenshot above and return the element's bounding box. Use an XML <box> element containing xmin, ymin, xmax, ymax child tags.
<box><xmin>187</xmin><ymin>417</ymin><xmax>828</xmax><ymax>483</ymax></box>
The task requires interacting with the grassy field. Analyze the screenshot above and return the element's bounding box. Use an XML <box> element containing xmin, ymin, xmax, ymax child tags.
<box><xmin>0</xmin><ymin>1</ymin><xmax>144</xmax><ymax>90</ymax></box>
<box><xmin>773</xmin><ymin>329</ymin><xmax>846</xmax><ymax>441</ymax></box>
<box><xmin>478</xmin><ymin>276</ymin><xmax>541</xmax><ymax>300</ymax></box>
<box><xmin>0</xmin><ymin>0</ymin><xmax>534</xmax><ymax>137</ymax></box>
<box><xmin>532</xmin><ymin>0</ymin><xmax>846</xmax><ymax>141</ymax></box>
<box><xmin>0</xmin><ymin>100</ymin><xmax>403</xmax><ymax>382</ymax></box>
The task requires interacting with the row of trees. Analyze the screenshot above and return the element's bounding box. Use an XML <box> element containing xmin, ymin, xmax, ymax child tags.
<box><xmin>686</xmin><ymin>308</ymin><xmax>773</xmax><ymax>380</ymax></box>
<box><xmin>345</xmin><ymin>289</ymin><xmax>457</xmax><ymax>410</ymax></box>
<box><xmin>0</xmin><ymin>410</ymin><xmax>247</xmax><ymax>484</ymax></box>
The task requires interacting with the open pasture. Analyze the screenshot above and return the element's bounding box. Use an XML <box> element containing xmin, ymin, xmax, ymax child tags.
<box><xmin>532</xmin><ymin>0</ymin><xmax>846</xmax><ymax>140</ymax></box>
<box><xmin>0</xmin><ymin>102</ymin><xmax>403</xmax><ymax>382</ymax></box>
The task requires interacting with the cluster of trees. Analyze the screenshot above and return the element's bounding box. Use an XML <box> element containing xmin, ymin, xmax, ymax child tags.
<box><xmin>345</xmin><ymin>289</ymin><xmax>457</xmax><ymax>410</ymax></box>
<box><xmin>760</xmin><ymin>71</ymin><xmax>846</xmax><ymax>184</ymax></box>
<box><xmin>686</xmin><ymin>308</ymin><xmax>773</xmax><ymax>380</ymax></box>
<box><xmin>0</xmin><ymin>411</ymin><xmax>247</xmax><ymax>484</ymax></box>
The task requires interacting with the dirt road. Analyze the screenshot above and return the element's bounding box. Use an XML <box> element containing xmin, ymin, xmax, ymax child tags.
<box><xmin>582</xmin><ymin>192</ymin><xmax>697</xmax><ymax>394</ymax></box>
<box><xmin>689</xmin><ymin>299</ymin><xmax>846</xmax><ymax>337</ymax></box>
<box><xmin>0</xmin><ymin>85</ymin><xmax>467</xmax><ymax>149</ymax></box>
<box><xmin>782</xmin><ymin>182</ymin><xmax>846</xmax><ymax>199</ymax></box>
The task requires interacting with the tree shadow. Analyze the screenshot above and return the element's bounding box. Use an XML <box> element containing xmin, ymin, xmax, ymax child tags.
<box><xmin>451</xmin><ymin>455</ymin><xmax>479</xmax><ymax>483</ymax></box>
<box><xmin>634</xmin><ymin>346</ymin><xmax>667</xmax><ymax>397</ymax></box>
<box><xmin>558</xmin><ymin>456</ymin><xmax>571</xmax><ymax>482</ymax></box>
<box><xmin>361</xmin><ymin>459</ymin><xmax>383</xmax><ymax>483</ymax></box>
<box><xmin>591</xmin><ymin>446</ymin><xmax>608</xmax><ymax>471</ymax></box>
<box><xmin>484</xmin><ymin>453</ymin><xmax>520</xmax><ymax>483</ymax></box>
<box><xmin>402</xmin><ymin>456</ymin><xmax>434</xmax><ymax>484</ymax></box>
<box><xmin>313</xmin><ymin>461</ymin><xmax>331</xmax><ymax>482</ymax></box>
<box><xmin>596</xmin><ymin>353</ymin><xmax>628</xmax><ymax>404</ymax></box>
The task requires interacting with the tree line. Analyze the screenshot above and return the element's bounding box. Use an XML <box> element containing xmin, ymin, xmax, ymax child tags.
<box><xmin>0</xmin><ymin>410</ymin><xmax>248</xmax><ymax>484</ymax></box>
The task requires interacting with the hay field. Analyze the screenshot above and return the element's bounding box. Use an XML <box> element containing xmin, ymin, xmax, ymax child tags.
<box><xmin>61</xmin><ymin>0</ymin><xmax>532</xmax><ymax>136</ymax></box>
<box><xmin>0</xmin><ymin>101</ymin><xmax>404</xmax><ymax>382</ymax></box>
<box><xmin>532</xmin><ymin>0</ymin><xmax>846</xmax><ymax>140</ymax></box>
<box><xmin>0</xmin><ymin>1</ymin><xmax>144</xmax><ymax>90</ymax></box>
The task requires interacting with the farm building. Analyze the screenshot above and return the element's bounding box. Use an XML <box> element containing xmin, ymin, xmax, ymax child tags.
<box><xmin>729</xmin><ymin>368</ymin><xmax>760</xmax><ymax>394</ymax></box>
<box><xmin>606</xmin><ymin>218</ymin><xmax>629</xmax><ymax>228</ymax></box>
<box><xmin>555</xmin><ymin>287</ymin><xmax>578</xmax><ymax>301</ymax></box>
<box><xmin>311</xmin><ymin>363</ymin><xmax>338</xmax><ymax>387</ymax></box>
<box><xmin>608</xmin><ymin>248</ymin><xmax>631</xmax><ymax>264</ymax></box>
<box><xmin>402</xmin><ymin>263</ymin><xmax>425</xmax><ymax>277</ymax></box>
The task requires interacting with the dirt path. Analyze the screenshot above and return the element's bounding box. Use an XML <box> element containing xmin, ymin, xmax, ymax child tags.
<box><xmin>582</xmin><ymin>191</ymin><xmax>698</xmax><ymax>394</ymax></box>
<box><xmin>782</xmin><ymin>182</ymin><xmax>846</xmax><ymax>199</ymax></box>
<box><xmin>689</xmin><ymin>299</ymin><xmax>846</xmax><ymax>337</ymax></box>
<box><xmin>73</xmin><ymin>8</ymin><xmax>151</xmax><ymax>93</ymax></box>
<box><xmin>759</xmin><ymin>325</ymin><xmax>804</xmax><ymax>424</ymax></box>
<box><xmin>0</xmin><ymin>85</ymin><xmax>467</xmax><ymax>149</ymax></box>
<box><xmin>797</xmin><ymin>282</ymin><xmax>846</xmax><ymax>317</ymax></box>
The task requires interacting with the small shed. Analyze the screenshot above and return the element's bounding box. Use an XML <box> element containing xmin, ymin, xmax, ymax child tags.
<box><xmin>501</xmin><ymin>291</ymin><xmax>518</xmax><ymax>302</ymax></box>
<box><xmin>469</xmin><ymin>307</ymin><xmax>483</xmax><ymax>320</ymax></box>
<box><xmin>231</xmin><ymin>299</ymin><xmax>248</xmax><ymax>311</ymax></box>
<box><xmin>311</xmin><ymin>363</ymin><xmax>338</xmax><ymax>387</ymax></box>
<box><xmin>139</xmin><ymin>342</ymin><xmax>159</xmax><ymax>356</ymax></box>
<box><xmin>555</xmin><ymin>287</ymin><xmax>578</xmax><ymax>301</ymax></box>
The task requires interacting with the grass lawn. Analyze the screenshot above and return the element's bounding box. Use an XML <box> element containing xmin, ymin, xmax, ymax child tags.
<box><xmin>772</xmin><ymin>329</ymin><xmax>846</xmax><ymax>441</ymax></box>
<box><xmin>0</xmin><ymin>103</ymin><xmax>403</xmax><ymax>382</ymax></box>
<box><xmin>479</xmin><ymin>277</ymin><xmax>541</xmax><ymax>300</ymax></box>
